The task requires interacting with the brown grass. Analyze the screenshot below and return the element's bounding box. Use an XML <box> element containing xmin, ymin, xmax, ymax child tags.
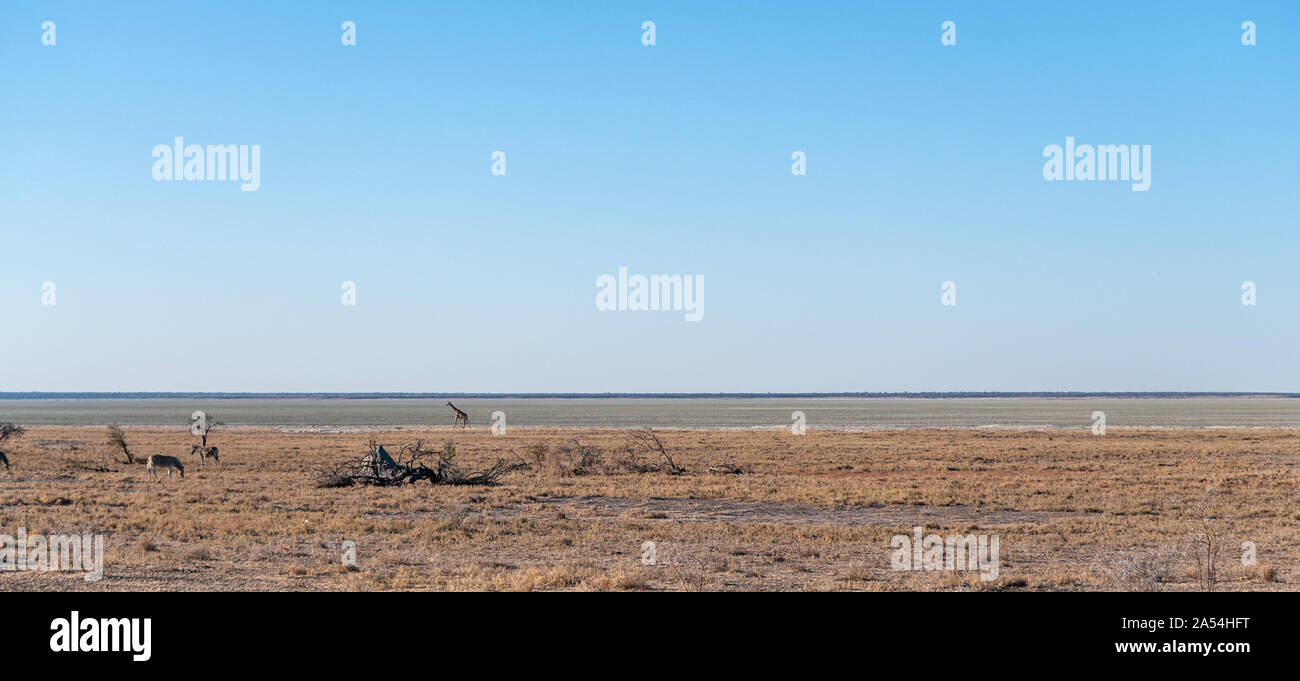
<box><xmin>0</xmin><ymin>426</ymin><xmax>1296</xmax><ymax>591</ymax></box>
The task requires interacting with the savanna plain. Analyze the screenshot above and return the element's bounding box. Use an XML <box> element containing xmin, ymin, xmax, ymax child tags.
<box><xmin>1</xmin><ymin>426</ymin><xmax>1295</xmax><ymax>591</ymax></box>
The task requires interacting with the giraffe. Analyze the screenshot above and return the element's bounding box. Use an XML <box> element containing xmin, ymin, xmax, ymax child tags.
<box><xmin>446</xmin><ymin>402</ymin><xmax>469</xmax><ymax>429</ymax></box>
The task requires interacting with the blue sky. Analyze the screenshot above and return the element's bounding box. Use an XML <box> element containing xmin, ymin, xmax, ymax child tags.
<box><xmin>1</xmin><ymin>1</ymin><xmax>1296</xmax><ymax>392</ymax></box>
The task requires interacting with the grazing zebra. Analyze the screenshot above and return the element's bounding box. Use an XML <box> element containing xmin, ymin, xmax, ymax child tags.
<box><xmin>147</xmin><ymin>454</ymin><xmax>184</xmax><ymax>480</ymax></box>
<box><xmin>191</xmin><ymin>445</ymin><xmax>220</xmax><ymax>467</ymax></box>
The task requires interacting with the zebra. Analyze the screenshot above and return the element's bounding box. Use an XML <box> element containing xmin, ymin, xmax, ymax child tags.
<box><xmin>147</xmin><ymin>454</ymin><xmax>185</xmax><ymax>480</ymax></box>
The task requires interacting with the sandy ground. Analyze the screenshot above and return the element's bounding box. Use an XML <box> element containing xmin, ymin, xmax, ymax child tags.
<box><xmin>1</xmin><ymin>426</ymin><xmax>1296</xmax><ymax>591</ymax></box>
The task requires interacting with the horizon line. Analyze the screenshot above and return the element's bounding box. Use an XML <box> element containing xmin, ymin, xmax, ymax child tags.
<box><xmin>2</xmin><ymin>391</ymin><xmax>1298</xmax><ymax>400</ymax></box>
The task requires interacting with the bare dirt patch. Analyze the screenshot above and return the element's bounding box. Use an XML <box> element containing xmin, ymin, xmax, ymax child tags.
<box><xmin>372</xmin><ymin>496</ymin><xmax>1091</xmax><ymax>528</ymax></box>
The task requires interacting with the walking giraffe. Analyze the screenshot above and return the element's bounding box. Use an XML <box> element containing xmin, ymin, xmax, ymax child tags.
<box><xmin>446</xmin><ymin>402</ymin><xmax>469</xmax><ymax>429</ymax></box>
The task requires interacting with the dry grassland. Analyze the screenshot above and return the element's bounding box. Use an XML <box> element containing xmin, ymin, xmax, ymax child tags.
<box><xmin>1</xmin><ymin>426</ymin><xmax>1296</xmax><ymax>591</ymax></box>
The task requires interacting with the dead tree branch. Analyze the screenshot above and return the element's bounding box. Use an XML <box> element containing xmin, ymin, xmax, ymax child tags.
<box><xmin>0</xmin><ymin>423</ymin><xmax>24</xmax><ymax>445</ymax></box>
<box><xmin>629</xmin><ymin>428</ymin><xmax>685</xmax><ymax>474</ymax></box>
<box><xmin>106</xmin><ymin>424</ymin><xmax>134</xmax><ymax>464</ymax></box>
<box><xmin>316</xmin><ymin>440</ymin><xmax>525</xmax><ymax>488</ymax></box>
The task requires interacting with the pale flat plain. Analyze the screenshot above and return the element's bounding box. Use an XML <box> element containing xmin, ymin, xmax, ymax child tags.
<box><xmin>1</xmin><ymin>423</ymin><xmax>1296</xmax><ymax>591</ymax></box>
<box><xmin>4</xmin><ymin>396</ymin><xmax>1300</xmax><ymax>429</ymax></box>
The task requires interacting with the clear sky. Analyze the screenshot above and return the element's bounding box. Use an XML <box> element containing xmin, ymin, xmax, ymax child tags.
<box><xmin>1</xmin><ymin>1</ymin><xmax>1296</xmax><ymax>392</ymax></box>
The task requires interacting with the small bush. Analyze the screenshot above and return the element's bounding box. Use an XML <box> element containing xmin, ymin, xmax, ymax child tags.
<box><xmin>316</xmin><ymin>472</ymin><xmax>355</xmax><ymax>488</ymax></box>
<box><xmin>534</xmin><ymin>436</ymin><xmax>678</xmax><ymax>476</ymax></box>
<box><xmin>1094</xmin><ymin>545</ymin><xmax>1180</xmax><ymax>591</ymax></box>
<box><xmin>546</xmin><ymin>439</ymin><xmax>604</xmax><ymax>476</ymax></box>
<box><xmin>526</xmin><ymin>443</ymin><xmax>548</xmax><ymax>467</ymax></box>
<box><xmin>844</xmin><ymin>563</ymin><xmax>870</xmax><ymax>582</ymax></box>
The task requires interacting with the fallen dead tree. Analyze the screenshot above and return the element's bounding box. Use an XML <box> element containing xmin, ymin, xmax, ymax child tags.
<box><xmin>316</xmin><ymin>440</ymin><xmax>523</xmax><ymax>488</ymax></box>
<box><xmin>628</xmin><ymin>428</ymin><xmax>685</xmax><ymax>475</ymax></box>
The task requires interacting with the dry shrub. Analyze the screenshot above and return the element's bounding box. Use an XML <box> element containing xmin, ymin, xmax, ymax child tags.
<box><xmin>105</xmin><ymin>424</ymin><xmax>135</xmax><ymax>464</ymax></box>
<box><xmin>1097</xmin><ymin>490</ymin><xmax>1237</xmax><ymax>592</ymax></box>
<box><xmin>1173</xmin><ymin>491</ymin><xmax>1229</xmax><ymax>592</ymax></box>
<box><xmin>506</xmin><ymin>563</ymin><xmax>591</xmax><ymax>591</ymax></box>
<box><xmin>606</xmin><ymin>444</ymin><xmax>664</xmax><ymax>474</ymax></box>
<box><xmin>649</xmin><ymin>543</ymin><xmax>711</xmax><ymax>591</ymax></box>
<box><xmin>316</xmin><ymin>471</ymin><xmax>354</xmax><ymax>488</ymax></box>
<box><xmin>0</xmin><ymin>422</ymin><xmax>24</xmax><ymax>466</ymax></box>
<box><xmin>538</xmin><ymin>437</ymin><xmax>675</xmax><ymax>476</ymax></box>
<box><xmin>587</xmin><ymin>567</ymin><xmax>650</xmax><ymax>591</ymax></box>
<box><xmin>1094</xmin><ymin>544</ymin><xmax>1181</xmax><ymax>591</ymax></box>
<box><xmin>627</xmin><ymin>428</ymin><xmax>685</xmax><ymax>474</ymax></box>
<box><xmin>0</xmin><ymin>423</ymin><xmax>23</xmax><ymax>443</ymax></box>
<box><xmin>525</xmin><ymin>442</ymin><xmax>548</xmax><ymax>467</ymax></box>
<box><xmin>669</xmin><ymin>562</ymin><xmax>709</xmax><ymax>591</ymax></box>
<box><xmin>545</xmin><ymin>439</ymin><xmax>605</xmax><ymax>476</ymax></box>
